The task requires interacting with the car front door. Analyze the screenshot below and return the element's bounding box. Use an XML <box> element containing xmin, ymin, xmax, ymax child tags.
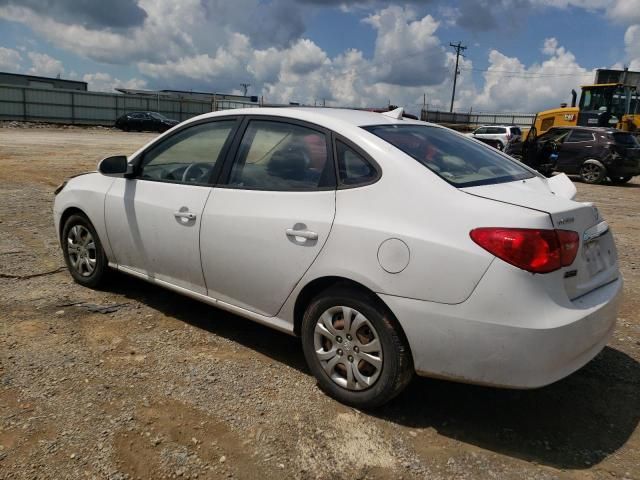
<box><xmin>556</xmin><ymin>129</ymin><xmax>595</xmax><ymax>173</ymax></box>
<box><xmin>127</xmin><ymin>113</ymin><xmax>143</xmax><ymax>130</ymax></box>
<box><xmin>104</xmin><ymin>118</ymin><xmax>238</xmax><ymax>294</ymax></box>
<box><xmin>473</xmin><ymin>127</ymin><xmax>487</xmax><ymax>138</ymax></box>
<box><xmin>200</xmin><ymin>118</ymin><xmax>337</xmax><ymax>316</ymax></box>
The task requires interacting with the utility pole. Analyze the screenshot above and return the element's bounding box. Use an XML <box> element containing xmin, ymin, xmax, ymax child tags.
<box><xmin>240</xmin><ymin>83</ymin><xmax>251</xmax><ymax>96</ymax></box>
<box><xmin>449</xmin><ymin>41</ymin><xmax>467</xmax><ymax>113</ymax></box>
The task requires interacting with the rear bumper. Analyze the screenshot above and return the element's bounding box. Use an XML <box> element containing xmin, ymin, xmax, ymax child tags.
<box><xmin>380</xmin><ymin>276</ymin><xmax>623</xmax><ymax>389</ymax></box>
<box><xmin>608</xmin><ymin>165</ymin><xmax>640</xmax><ymax>177</ymax></box>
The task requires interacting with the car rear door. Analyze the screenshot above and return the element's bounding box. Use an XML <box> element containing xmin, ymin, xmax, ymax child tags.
<box><xmin>557</xmin><ymin>129</ymin><xmax>595</xmax><ymax>173</ymax></box>
<box><xmin>200</xmin><ymin>117</ymin><xmax>336</xmax><ymax>316</ymax></box>
<box><xmin>104</xmin><ymin>118</ymin><xmax>239</xmax><ymax>294</ymax></box>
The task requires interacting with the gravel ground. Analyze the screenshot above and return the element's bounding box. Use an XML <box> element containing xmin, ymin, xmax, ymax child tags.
<box><xmin>0</xmin><ymin>127</ymin><xmax>638</xmax><ymax>480</ymax></box>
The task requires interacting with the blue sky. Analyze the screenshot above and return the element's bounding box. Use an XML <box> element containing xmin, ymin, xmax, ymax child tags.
<box><xmin>0</xmin><ymin>1</ymin><xmax>639</xmax><ymax>113</ymax></box>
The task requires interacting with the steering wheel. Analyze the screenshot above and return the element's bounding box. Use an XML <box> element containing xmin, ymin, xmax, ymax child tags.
<box><xmin>182</xmin><ymin>162</ymin><xmax>213</xmax><ymax>183</ymax></box>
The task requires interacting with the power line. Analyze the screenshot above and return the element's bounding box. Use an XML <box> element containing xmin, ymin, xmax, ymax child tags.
<box><xmin>449</xmin><ymin>41</ymin><xmax>467</xmax><ymax>113</ymax></box>
<box><xmin>460</xmin><ymin>67</ymin><xmax>593</xmax><ymax>78</ymax></box>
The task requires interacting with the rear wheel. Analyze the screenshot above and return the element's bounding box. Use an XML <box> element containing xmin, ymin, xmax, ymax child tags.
<box><xmin>580</xmin><ymin>162</ymin><xmax>606</xmax><ymax>184</ymax></box>
<box><xmin>610</xmin><ymin>175</ymin><xmax>632</xmax><ymax>185</ymax></box>
<box><xmin>496</xmin><ymin>141</ymin><xmax>504</xmax><ymax>151</ymax></box>
<box><xmin>61</xmin><ymin>214</ymin><xmax>108</xmax><ymax>288</ymax></box>
<box><xmin>301</xmin><ymin>286</ymin><xmax>413</xmax><ymax>408</ymax></box>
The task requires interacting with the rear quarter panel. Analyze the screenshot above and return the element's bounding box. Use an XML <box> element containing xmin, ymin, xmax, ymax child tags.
<box><xmin>288</xmin><ymin>131</ymin><xmax>554</xmax><ymax>305</ymax></box>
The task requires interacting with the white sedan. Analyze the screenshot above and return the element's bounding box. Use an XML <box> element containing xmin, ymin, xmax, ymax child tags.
<box><xmin>53</xmin><ymin>107</ymin><xmax>622</xmax><ymax>408</ymax></box>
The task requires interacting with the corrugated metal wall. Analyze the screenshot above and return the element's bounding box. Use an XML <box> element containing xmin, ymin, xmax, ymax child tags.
<box><xmin>0</xmin><ymin>84</ymin><xmax>257</xmax><ymax>125</ymax></box>
<box><xmin>422</xmin><ymin>109</ymin><xmax>535</xmax><ymax>127</ymax></box>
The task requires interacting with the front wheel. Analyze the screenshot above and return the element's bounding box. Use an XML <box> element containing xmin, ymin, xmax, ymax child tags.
<box><xmin>301</xmin><ymin>286</ymin><xmax>413</xmax><ymax>408</ymax></box>
<box><xmin>61</xmin><ymin>214</ymin><xmax>109</xmax><ymax>288</ymax></box>
<box><xmin>580</xmin><ymin>162</ymin><xmax>606</xmax><ymax>184</ymax></box>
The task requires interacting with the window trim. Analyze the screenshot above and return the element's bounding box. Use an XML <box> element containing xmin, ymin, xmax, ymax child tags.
<box><xmin>363</xmin><ymin>123</ymin><xmax>534</xmax><ymax>188</ymax></box>
<box><xmin>332</xmin><ymin>133</ymin><xmax>382</xmax><ymax>189</ymax></box>
<box><xmin>565</xmin><ymin>130</ymin><xmax>595</xmax><ymax>143</ymax></box>
<box><xmin>216</xmin><ymin>115</ymin><xmax>337</xmax><ymax>192</ymax></box>
<box><xmin>129</xmin><ymin>116</ymin><xmax>242</xmax><ymax>187</ymax></box>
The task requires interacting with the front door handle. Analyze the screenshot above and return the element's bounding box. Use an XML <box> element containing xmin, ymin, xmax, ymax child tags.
<box><xmin>174</xmin><ymin>211</ymin><xmax>197</xmax><ymax>220</ymax></box>
<box><xmin>286</xmin><ymin>228</ymin><xmax>318</xmax><ymax>240</ymax></box>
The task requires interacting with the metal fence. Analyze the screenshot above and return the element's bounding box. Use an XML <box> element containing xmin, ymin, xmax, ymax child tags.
<box><xmin>0</xmin><ymin>84</ymin><xmax>259</xmax><ymax>126</ymax></box>
<box><xmin>422</xmin><ymin>109</ymin><xmax>535</xmax><ymax>128</ymax></box>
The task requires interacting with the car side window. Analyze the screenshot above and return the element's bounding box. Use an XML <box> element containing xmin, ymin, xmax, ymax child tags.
<box><xmin>336</xmin><ymin>140</ymin><xmax>378</xmax><ymax>186</ymax></box>
<box><xmin>139</xmin><ymin>120</ymin><xmax>235</xmax><ymax>184</ymax></box>
<box><xmin>475</xmin><ymin>127</ymin><xmax>487</xmax><ymax>134</ymax></box>
<box><xmin>228</xmin><ymin>120</ymin><xmax>333</xmax><ymax>191</ymax></box>
<box><xmin>566</xmin><ymin>130</ymin><xmax>594</xmax><ymax>143</ymax></box>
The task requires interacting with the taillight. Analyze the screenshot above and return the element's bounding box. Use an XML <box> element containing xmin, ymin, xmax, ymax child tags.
<box><xmin>556</xmin><ymin>229</ymin><xmax>579</xmax><ymax>266</ymax></box>
<box><xmin>470</xmin><ymin>228</ymin><xmax>579</xmax><ymax>274</ymax></box>
<box><xmin>506</xmin><ymin>133</ymin><xmax>512</xmax><ymax>140</ymax></box>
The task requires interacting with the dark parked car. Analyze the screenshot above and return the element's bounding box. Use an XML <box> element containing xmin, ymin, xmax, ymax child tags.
<box><xmin>505</xmin><ymin>126</ymin><xmax>640</xmax><ymax>184</ymax></box>
<box><xmin>115</xmin><ymin>112</ymin><xmax>179</xmax><ymax>133</ymax></box>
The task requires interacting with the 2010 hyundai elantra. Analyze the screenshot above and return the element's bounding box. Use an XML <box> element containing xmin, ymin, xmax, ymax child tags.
<box><xmin>53</xmin><ymin>108</ymin><xmax>622</xmax><ymax>408</ymax></box>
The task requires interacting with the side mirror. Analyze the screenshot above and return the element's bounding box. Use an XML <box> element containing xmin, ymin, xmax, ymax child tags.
<box><xmin>98</xmin><ymin>155</ymin><xmax>134</xmax><ymax>176</ymax></box>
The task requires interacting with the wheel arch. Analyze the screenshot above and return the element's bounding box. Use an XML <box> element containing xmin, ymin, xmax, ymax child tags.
<box><xmin>582</xmin><ymin>158</ymin><xmax>606</xmax><ymax>170</ymax></box>
<box><xmin>58</xmin><ymin>206</ymin><xmax>89</xmax><ymax>241</ymax></box>
<box><xmin>292</xmin><ymin>276</ymin><xmax>411</xmax><ymax>352</ymax></box>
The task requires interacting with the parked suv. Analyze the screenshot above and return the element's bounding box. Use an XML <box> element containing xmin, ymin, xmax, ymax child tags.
<box><xmin>467</xmin><ymin>125</ymin><xmax>522</xmax><ymax>151</ymax></box>
<box><xmin>506</xmin><ymin>126</ymin><xmax>640</xmax><ymax>184</ymax></box>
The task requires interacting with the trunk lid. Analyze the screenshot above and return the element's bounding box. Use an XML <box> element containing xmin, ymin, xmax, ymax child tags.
<box><xmin>463</xmin><ymin>175</ymin><xmax>619</xmax><ymax>299</ymax></box>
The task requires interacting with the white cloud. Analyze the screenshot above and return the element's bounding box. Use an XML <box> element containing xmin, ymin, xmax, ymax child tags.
<box><xmin>27</xmin><ymin>52</ymin><xmax>64</xmax><ymax>77</ymax></box>
<box><xmin>624</xmin><ymin>24</ymin><xmax>640</xmax><ymax>61</ymax></box>
<box><xmin>469</xmin><ymin>38</ymin><xmax>594</xmax><ymax>112</ymax></box>
<box><xmin>364</xmin><ymin>6</ymin><xmax>448</xmax><ymax>86</ymax></box>
<box><xmin>82</xmin><ymin>72</ymin><xmax>148</xmax><ymax>92</ymax></box>
<box><xmin>608</xmin><ymin>0</ymin><xmax>640</xmax><ymax>24</ymax></box>
<box><xmin>0</xmin><ymin>46</ymin><xmax>22</xmax><ymax>71</ymax></box>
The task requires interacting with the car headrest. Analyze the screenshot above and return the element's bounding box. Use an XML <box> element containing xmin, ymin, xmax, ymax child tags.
<box><xmin>267</xmin><ymin>147</ymin><xmax>309</xmax><ymax>181</ymax></box>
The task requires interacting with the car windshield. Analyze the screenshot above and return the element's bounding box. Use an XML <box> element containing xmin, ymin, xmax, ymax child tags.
<box><xmin>511</xmin><ymin>127</ymin><xmax>522</xmax><ymax>135</ymax></box>
<box><xmin>364</xmin><ymin>124</ymin><xmax>534</xmax><ymax>187</ymax></box>
<box><xmin>149</xmin><ymin>112</ymin><xmax>166</xmax><ymax>120</ymax></box>
<box><xmin>610</xmin><ymin>132</ymin><xmax>639</xmax><ymax>146</ymax></box>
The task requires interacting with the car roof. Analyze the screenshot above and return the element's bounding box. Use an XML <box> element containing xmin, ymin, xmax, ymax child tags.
<box><xmin>188</xmin><ymin>107</ymin><xmax>429</xmax><ymax>129</ymax></box>
<box><xmin>548</xmin><ymin>126</ymin><xmax>617</xmax><ymax>133</ymax></box>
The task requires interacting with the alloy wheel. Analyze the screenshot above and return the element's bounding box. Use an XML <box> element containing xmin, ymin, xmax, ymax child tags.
<box><xmin>581</xmin><ymin>163</ymin><xmax>602</xmax><ymax>183</ymax></box>
<box><xmin>66</xmin><ymin>225</ymin><xmax>97</xmax><ymax>277</ymax></box>
<box><xmin>313</xmin><ymin>305</ymin><xmax>383</xmax><ymax>391</ymax></box>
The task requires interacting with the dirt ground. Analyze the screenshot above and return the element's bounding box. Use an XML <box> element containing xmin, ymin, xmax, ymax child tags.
<box><xmin>0</xmin><ymin>126</ymin><xmax>638</xmax><ymax>480</ymax></box>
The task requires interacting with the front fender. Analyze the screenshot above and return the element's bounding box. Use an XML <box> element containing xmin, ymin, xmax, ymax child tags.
<box><xmin>53</xmin><ymin>173</ymin><xmax>115</xmax><ymax>261</ymax></box>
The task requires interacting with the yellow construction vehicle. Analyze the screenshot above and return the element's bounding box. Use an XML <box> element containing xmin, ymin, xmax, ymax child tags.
<box><xmin>531</xmin><ymin>83</ymin><xmax>639</xmax><ymax>136</ymax></box>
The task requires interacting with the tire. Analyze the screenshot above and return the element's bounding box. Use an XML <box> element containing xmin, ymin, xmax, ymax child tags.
<box><xmin>496</xmin><ymin>142</ymin><xmax>504</xmax><ymax>151</ymax></box>
<box><xmin>610</xmin><ymin>175</ymin><xmax>632</xmax><ymax>185</ymax></box>
<box><xmin>580</xmin><ymin>162</ymin><xmax>606</xmax><ymax>184</ymax></box>
<box><xmin>61</xmin><ymin>214</ymin><xmax>109</xmax><ymax>288</ymax></box>
<box><xmin>301</xmin><ymin>286</ymin><xmax>414</xmax><ymax>409</ymax></box>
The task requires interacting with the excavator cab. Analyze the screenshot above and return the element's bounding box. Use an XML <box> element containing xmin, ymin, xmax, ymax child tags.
<box><xmin>577</xmin><ymin>83</ymin><xmax>639</xmax><ymax>130</ymax></box>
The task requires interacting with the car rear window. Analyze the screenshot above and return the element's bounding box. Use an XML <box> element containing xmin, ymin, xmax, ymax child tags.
<box><xmin>364</xmin><ymin>124</ymin><xmax>534</xmax><ymax>187</ymax></box>
<box><xmin>610</xmin><ymin>132</ymin><xmax>639</xmax><ymax>146</ymax></box>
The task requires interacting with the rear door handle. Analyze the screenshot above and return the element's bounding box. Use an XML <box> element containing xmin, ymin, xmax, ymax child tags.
<box><xmin>286</xmin><ymin>228</ymin><xmax>318</xmax><ymax>240</ymax></box>
<box><xmin>174</xmin><ymin>211</ymin><xmax>197</xmax><ymax>220</ymax></box>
